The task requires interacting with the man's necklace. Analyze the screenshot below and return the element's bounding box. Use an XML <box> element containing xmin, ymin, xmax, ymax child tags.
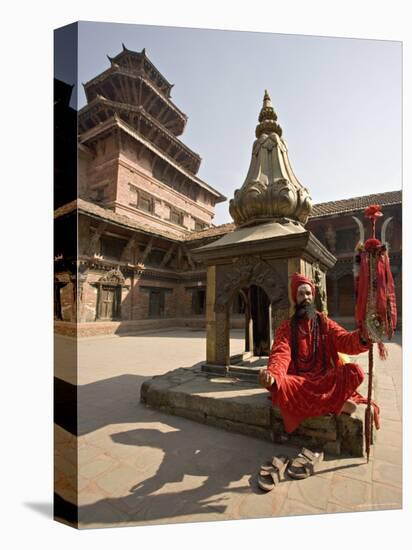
<box><xmin>298</xmin><ymin>322</ymin><xmax>312</xmax><ymax>337</ymax></box>
<box><xmin>297</xmin><ymin>321</ymin><xmax>316</xmax><ymax>364</ymax></box>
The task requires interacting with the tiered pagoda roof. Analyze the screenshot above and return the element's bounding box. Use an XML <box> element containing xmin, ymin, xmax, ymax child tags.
<box><xmin>79</xmin><ymin>46</ymin><xmax>225</xmax><ymax>206</ymax></box>
<box><xmin>81</xmin><ymin>45</ymin><xmax>187</xmax><ymax>137</ymax></box>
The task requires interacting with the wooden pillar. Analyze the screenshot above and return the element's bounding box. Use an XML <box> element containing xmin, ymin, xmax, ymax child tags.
<box><xmin>206</xmin><ymin>265</ymin><xmax>230</xmax><ymax>366</ymax></box>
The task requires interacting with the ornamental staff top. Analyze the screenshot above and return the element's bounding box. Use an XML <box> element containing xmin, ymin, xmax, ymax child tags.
<box><xmin>229</xmin><ymin>90</ymin><xmax>313</xmax><ymax>227</ymax></box>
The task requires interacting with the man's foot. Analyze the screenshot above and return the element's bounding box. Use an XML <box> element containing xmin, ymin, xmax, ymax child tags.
<box><xmin>341</xmin><ymin>400</ymin><xmax>357</xmax><ymax>415</ymax></box>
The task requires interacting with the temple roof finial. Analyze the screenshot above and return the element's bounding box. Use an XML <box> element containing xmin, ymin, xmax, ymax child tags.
<box><xmin>122</xmin><ymin>43</ymin><xmax>128</xmax><ymax>52</ymax></box>
<box><xmin>256</xmin><ymin>89</ymin><xmax>282</xmax><ymax>138</ymax></box>
<box><xmin>229</xmin><ymin>93</ymin><xmax>312</xmax><ymax>227</ymax></box>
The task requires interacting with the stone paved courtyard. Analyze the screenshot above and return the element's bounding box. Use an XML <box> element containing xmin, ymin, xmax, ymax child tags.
<box><xmin>54</xmin><ymin>329</ymin><xmax>402</xmax><ymax>528</ymax></box>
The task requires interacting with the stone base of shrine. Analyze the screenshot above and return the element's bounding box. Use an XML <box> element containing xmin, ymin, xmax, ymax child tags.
<box><xmin>140</xmin><ymin>362</ymin><xmax>375</xmax><ymax>458</ymax></box>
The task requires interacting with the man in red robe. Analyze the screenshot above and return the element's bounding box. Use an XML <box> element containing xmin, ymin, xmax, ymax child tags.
<box><xmin>259</xmin><ymin>272</ymin><xmax>376</xmax><ymax>434</ymax></box>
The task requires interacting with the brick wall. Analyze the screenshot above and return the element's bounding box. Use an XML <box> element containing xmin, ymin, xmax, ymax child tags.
<box><xmin>80</xmin><ymin>275</ymin><xmax>98</xmax><ymax>322</ymax></box>
<box><xmin>60</xmin><ymin>282</ymin><xmax>75</xmax><ymax>322</ymax></box>
<box><xmin>115</xmin><ymin>157</ymin><xmax>214</xmax><ymax>230</ymax></box>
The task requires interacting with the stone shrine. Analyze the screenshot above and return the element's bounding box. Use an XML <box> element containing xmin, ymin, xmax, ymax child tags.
<box><xmin>192</xmin><ymin>91</ymin><xmax>335</xmax><ymax>373</ymax></box>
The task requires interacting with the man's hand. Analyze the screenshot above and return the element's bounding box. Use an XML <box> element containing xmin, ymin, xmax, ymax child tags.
<box><xmin>258</xmin><ymin>368</ymin><xmax>275</xmax><ymax>389</ymax></box>
<box><xmin>358</xmin><ymin>328</ymin><xmax>371</xmax><ymax>346</ymax></box>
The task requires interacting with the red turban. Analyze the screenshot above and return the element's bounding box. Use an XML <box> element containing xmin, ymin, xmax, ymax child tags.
<box><xmin>291</xmin><ymin>272</ymin><xmax>316</xmax><ymax>302</ymax></box>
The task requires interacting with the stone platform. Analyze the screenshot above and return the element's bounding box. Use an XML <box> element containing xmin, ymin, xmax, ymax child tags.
<box><xmin>141</xmin><ymin>362</ymin><xmax>374</xmax><ymax>457</ymax></box>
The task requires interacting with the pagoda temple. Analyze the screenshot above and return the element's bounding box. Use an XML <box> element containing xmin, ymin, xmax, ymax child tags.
<box><xmin>54</xmin><ymin>46</ymin><xmax>226</xmax><ymax>333</ymax></box>
<box><xmin>78</xmin><ymin>44</ymin><xmax>224</xmax><ymax>235</ymax></box>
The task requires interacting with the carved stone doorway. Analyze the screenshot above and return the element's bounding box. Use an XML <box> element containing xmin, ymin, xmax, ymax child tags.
<box><xmin>249</xmin><ymin>285</ymin><xmax>272</xmax><ymax>356</ymax></box>
<box><xmin>94</xmin><ymin>269</ymin><xmax>126</xmax><ymax>321</ymax></box>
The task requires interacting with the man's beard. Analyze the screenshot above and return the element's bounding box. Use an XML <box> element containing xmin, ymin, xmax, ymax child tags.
<box><xmin>294</xmin><ymin>302</ymin><xmax>317</xmax><ymax>320</ymax></box>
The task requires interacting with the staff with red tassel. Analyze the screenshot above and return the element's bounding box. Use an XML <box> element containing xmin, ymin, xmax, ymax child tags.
<box><xmin>353</xmin><ymin>204</ymin><xmax>397</xmax><ymax>462</ymax></box>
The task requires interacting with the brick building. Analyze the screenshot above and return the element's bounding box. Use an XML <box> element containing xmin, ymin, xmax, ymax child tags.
<box><xmin>54</xmin><ymin>47</ymin><xmax>402</xmax><ymax>336</ymax></box>
<box><xmin>307</xmin><ymin>191</ymin><xmax>402</xmax><ymax>327</ymax></box>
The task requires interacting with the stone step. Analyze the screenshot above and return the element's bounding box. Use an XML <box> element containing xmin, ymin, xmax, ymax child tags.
<box><xmin>140</xmin><ymin>364</ymin><xmax>376</xmax><ymax>457</ymax></box>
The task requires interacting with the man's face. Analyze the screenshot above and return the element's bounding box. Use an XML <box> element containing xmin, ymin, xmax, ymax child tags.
<box><xmin>296</xmin><ymin>284</ymin><xmax>314</xmax><ymax>306</ymax></box>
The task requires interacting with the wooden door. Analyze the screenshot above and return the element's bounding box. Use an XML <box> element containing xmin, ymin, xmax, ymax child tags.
<box><xmin>149</xmin><ymin>290</ymin><xmax>164</xmax><ymax>318</ymax></box>
<box><xmin>99</xmin><ymin>285</ymin><xmax>116</xmax><ymax>320</ymax></box>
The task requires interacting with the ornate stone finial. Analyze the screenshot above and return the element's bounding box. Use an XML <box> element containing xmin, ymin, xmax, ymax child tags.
<box><xmin>141</xmin><ymin>47</ymin><xmax>146</xmax><ymax>55</ymax></box>
<box><xmin>256</xmin><ymin>90</ymin><xmax>282</xmax><ymax>138</ymax></box>
<box><xmin>229</xmin><ymin>91</ymin><xmax>313</xmax><ymax>227</ymax></box>
<box><xmin>107</xmin><ymin>54</ymin><xmax>113</xmax><ymax>64</ymax></box>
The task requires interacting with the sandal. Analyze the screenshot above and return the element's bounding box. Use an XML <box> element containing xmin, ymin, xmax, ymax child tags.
<box><xmin>287</xmin><ymin>448</ymin><xmax>324</xmax><ymax>480</ymax></box>
<box><xmin>258</xmin><ymin>455</ymin><xmax>289</xmax><ymax>492</ymax></box>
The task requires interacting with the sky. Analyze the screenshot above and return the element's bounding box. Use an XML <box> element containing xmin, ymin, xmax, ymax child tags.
<box><xmin>57</xmin><ymin>21</ymin><xmax>401</xmax><ymax>226</ymax></box>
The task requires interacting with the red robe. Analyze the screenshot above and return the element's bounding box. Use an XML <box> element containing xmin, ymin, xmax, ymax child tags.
<box><xmin>266</xmin><ymin>314</ymin><xmax>376</xmax><ymax>433</ymax></box>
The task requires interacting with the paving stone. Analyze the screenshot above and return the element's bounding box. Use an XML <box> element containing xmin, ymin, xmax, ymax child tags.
<box><xmin>371</xmin><ymin>483</ymin><xmax>402</xmax><ymax>510</ymax></box>
<box><xmin>331</xmin><ymin>458</ymin><xmax>373</xmax><ymax>484</ymax></box>
<box><xmin>379</xmin><ymin>418</ymin><xmax>402</xmax><ymax>433</ymax></box>
<box><xmin>80</xmin><ymin>457</ymin><xmax>117</xmax><ymax>480</ymax></box>
<box><xmin>372</xmin><ymin>459</ymin><xmax>403</xmax><ymax>488</ymax></box>
<box><xmin>78</xmin><ymin>445</ymin><xmax>107</xmax><ymax>465</ymax></box>
<box><xmin>286</xmin><ymin>474</ymin><xmax>333</xmax><ymax>510</ymax></box>
<box><xmin>315</xmin><ymin>458</ymin><xmax>342</xmax><ymax>479</ymax></box>
<box><xmin>372</xmin><ymin>443</ymin><xmax>402</xmax><ymax>465</ymax></box>
<box><xmin>236</xmin><ymin>487</ymin><xmax>288</xmax><ymax>519</ymax></box>
<box><xmin>54</xmin><ymin>475</ymin><xmax>76</xmax><ymax>503</ymax></box>
<box><xmin>78</xmin><ymin>500</ymin><xmax>131</xmax><ymax>528</ymax></box>
<box><xmin>279</xmin><ymin>497</ymin><xmax>324</xmax><ymax>517</ymax></box>
<box><xmin>78</xmin><ymin>480</ymin><xmax>111</xmax><ymax>506</ymax></box>
<box><xmin>376</xmin><ymin>427</ymin><xmax>403</xmax><ymax>448</ymax></box>
<box><xmin>328</xmin><ymin>474</ymin><xmax>372</xmax><ymax>510</ymax></box>
<box><xmin>95</xmin><ymin>463</ymin><xmax>144</xmax><ymax>497</ymax></box>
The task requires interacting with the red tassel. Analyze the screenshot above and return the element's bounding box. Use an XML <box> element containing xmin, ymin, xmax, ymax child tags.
<box><xmin>378</xmin><ymin>341</ymin><xmax>388</xmax><ymax>360</ymax></box>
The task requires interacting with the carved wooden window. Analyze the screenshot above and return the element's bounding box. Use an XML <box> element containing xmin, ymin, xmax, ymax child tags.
<box><xmin>100</xmin><ymin>235</ymin><xmax>125</xmax><ymax>260</ymax></box>
<box><xmin>170</xmin><ymin>209</ymin><xmax>183</xmax><ymax>226</ymax></box>
<box><xmin>194</xmin><ymin>220</ymin><xmax>206</xmax><ymax>231</ymax></box>
<box><xmin>336</xmin><ymin>228</ymin><xmax>357</xmax><ymax>253</ymax></box>
<box><xmin>146</xmin><ymin>249</ymin><xmax>166</xmax><ymax>267</ymax></box>
<box><xmin>95</xmin><ymin>185</ymin><xmax>108</xmax><ymax>202</ymax></box>
<box><xmin>139</xmin><ymin>194</ymin><xmax>152</xmax><ymax>213</ymax></box>
<box><xmin>128</xmin><ymin>184</ymin><xmax>138</xmax><ymax>207</ymax></box>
